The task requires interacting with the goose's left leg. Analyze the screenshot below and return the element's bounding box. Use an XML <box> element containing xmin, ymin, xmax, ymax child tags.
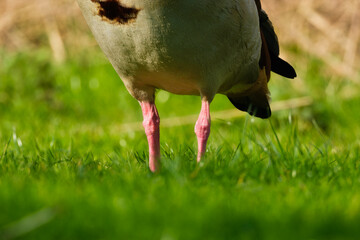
<box><xmin>140</xmin><ymin>101</ymin><xmax>160</xmax><ymax>172</ymax></box>
<box><xmin>195</xmin><ymin>100</ymin><xmax>211</xmax><ymax>162</ymax></box>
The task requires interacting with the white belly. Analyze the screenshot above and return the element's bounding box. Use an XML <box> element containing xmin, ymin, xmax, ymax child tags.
<box><xmin>77</xmin><ymin>0</ymin><xmax>261</xmax><ymax>100</ymax></box>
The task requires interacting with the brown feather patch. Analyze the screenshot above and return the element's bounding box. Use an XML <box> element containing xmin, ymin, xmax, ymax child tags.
<box><xmin>91</xmin><ymin>0</ymin><xmax>140</xmax><ymax>24</ymax></box>
<box><xmin>260</xmin><ymin>31</ymin><xmax>271</xmax><ymax>81</ymax></box>
<box><xmin>255</xmin><ymin>0</ymin><xmax>271</xmax><ymax>81</ymax></box>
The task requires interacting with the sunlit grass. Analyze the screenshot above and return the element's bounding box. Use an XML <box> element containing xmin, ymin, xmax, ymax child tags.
<box><xmin>0</xmin><ymin>48</ymin><xmax>360</xmax><ymax>239</ymax></box>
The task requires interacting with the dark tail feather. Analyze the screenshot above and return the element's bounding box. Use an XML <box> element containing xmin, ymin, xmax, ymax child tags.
<box><xmin>228</xmin><ymin>96</ymin><xmax>271</xmax><ymax>119</ymax></box>
<box><xmin>270</xmin><ymin>54</ymin><xmax>297</xmax><ymax>79</ymax></box>
<box><xmin>257</xmin><ymin>7</ymin><xmax>297</xmax><ymax>79</ymax></box>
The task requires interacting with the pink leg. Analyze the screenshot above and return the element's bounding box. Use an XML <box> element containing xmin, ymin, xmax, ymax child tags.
<box><xmin>140</xmin><ymin>101</ymin><xmax>160</xmax><ymax>172</ymax></box>
<box><xmin>194</xmin><ymin>100</ymin><xmax>211</xmax><ymax>162</ymax></box>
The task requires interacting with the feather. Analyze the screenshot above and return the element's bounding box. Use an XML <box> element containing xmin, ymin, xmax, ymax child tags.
<box><xmin>228</xmin><ymin>96</ymin><xmax>271</xmax><ymax>119</ymax></box>
<box><xmin>256</xmin><ymin>1</ymin><xmax>297</xmax><ymax>79</ymax></box>
<box><xmin>228</xmin><ymin>68</ymin><xmax>271</xmax><ymax>119</ymax></box>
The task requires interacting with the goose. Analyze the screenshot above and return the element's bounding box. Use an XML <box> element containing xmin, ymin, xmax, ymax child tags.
<box><xmin>76</xmin><ymin>0</ymin><xmax>296</xmax><ymax>172</ymax></box>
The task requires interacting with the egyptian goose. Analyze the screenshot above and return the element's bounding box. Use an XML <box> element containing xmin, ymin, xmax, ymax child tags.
<box><xmin>76</xmin><ymin>0</ymin><xmax>296</xmax><ymax>172</ymax></box>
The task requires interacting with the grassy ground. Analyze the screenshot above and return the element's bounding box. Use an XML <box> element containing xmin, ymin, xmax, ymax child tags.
<box><xmin>0</xmin><ymin>47</ymin><xmax>360</xmax><ymax>240</ymax></box>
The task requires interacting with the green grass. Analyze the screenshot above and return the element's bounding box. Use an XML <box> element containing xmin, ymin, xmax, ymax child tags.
<box><xmin>0</xmin><ymin>48</ymin><xmax>360</xmax><ymax>240</ymax></box>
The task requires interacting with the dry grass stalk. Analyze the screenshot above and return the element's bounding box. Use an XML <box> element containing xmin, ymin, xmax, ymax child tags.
<box><xmin>262</xmin><ymin>0</ymin><xmax>360</xmax><ymax>80</ymax></box>
<box><xmin>111</xmin><ymin>96</ymin><xmax>314</xmax><ymax>133</ymax></box>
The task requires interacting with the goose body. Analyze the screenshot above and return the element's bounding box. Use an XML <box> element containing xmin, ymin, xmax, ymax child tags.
<box><xmin>77</xmin><ymin>0</ymin><xmax>261</xmax><ymax>101</ymax></box>
<box><xmin>76</xmin><ymin>0</ymin><xmax>296</xmax><ymax>171</ymax></box>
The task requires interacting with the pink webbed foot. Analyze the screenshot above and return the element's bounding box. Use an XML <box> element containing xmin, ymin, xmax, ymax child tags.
<box><xmin>194</xmin><ymin>100</ymin><xmax>211</xmax><ymax>162</ymax></box>
<box><xmin>140</xmin><ymin>101</ymin><xmax>160</xmax><ymax>172</ymax></box>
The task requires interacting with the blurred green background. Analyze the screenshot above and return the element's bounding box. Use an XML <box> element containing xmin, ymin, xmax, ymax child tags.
<box><xmin>0</xmin><ymin>0</ymin><xmax>360</xmax><ymax>239</ymax></box>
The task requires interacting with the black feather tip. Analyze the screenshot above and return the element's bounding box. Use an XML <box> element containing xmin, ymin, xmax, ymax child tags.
<box><xmin>270</xmin><ymin>55</ymin><xmax>297</xmax><ymax>79</ymax></box>
<box><xmin>228</xmin><ymin>97</ymin><xmax>271</xmax><ymax>119</ymax></box>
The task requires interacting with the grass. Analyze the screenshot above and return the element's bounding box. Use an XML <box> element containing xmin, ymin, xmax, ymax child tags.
<box><xmin>0</xmin><ymin>47</ymin><xmax>360</xmax><ymax>240</ymax></box>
